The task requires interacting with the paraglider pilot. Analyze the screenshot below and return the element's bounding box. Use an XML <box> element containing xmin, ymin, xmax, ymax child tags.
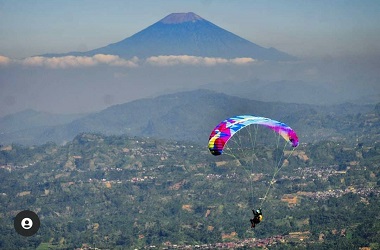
<box><xmin>250</xmin><ymin>208</ymin><xmax>263</xmax><ymax>228</ymax></box>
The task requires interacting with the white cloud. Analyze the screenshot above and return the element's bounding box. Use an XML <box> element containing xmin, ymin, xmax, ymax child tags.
<box><xmin>5</xmin><ymin>54</ymin><xmax>131</xmax><ymax>68</ymax></box>
<box><xmin>18</xmin><ymin>54</ymin><xmax>138</xmax><ymax>69</ymax></box>
<box><xmin>229</xmin><ymin>57</ymin><xmax>256</xmax><ymax>65</ymax></box>
<box><xmin>1</xmin><ymin>54</ymin><xmax>255</xmax><ymax>68</ymax></box>
<box><xmin>21</xmin><ymin>56</ymin><xmax>96</xmax><ymax>68</ymax></box>
<box><xmin>92</xmin><ymin>54</ymin><xmax>139</xmax><ymax>67</ymax></box>
<box><xmin>146</xmin><ymin>55</ymin><xmax>255</xmax><ymax>66</ymax></box>
<box><xmin>0</xmin><ymin>55</ymin><xmax>11</xmax><ymax>65</ymax></box>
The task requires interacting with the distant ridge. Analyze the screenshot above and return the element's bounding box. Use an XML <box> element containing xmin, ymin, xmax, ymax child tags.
<box><xmin>43</xmin><ymin>12</ymin><xmax>295</xmax><ymax>61</ymax></box>
<box><xmin>0</xmin><ymin>89</ymin><xmax>374</xmax><ymax>145</ymax></box>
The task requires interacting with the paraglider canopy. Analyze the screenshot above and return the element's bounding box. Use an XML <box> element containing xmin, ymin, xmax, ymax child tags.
<box><xmin>208</xmin><ymin>115</ymin><xmax>299</xmax><ymax>226</ymax></box>
<box><xmin>208</xmin><ymin>115</ymin><xmax>299</xmax><ymax>156</ymax></box>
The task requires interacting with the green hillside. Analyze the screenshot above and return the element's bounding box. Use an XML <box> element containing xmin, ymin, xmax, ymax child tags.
<box><xmin>0</xmin><ymin>115</ymin><xmax>379</xmax><ymax>249</ymax></box>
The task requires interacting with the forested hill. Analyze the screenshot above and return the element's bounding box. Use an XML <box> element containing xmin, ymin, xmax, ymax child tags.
<box><xmin>0</xmin><ymin>89</ymin><xmax>377</xmax><ymax>146</ymax></box>
<box><xmin>0</xmin><ymin>130</ymin><xmax>379</xmax><ymax>249</ymax></box>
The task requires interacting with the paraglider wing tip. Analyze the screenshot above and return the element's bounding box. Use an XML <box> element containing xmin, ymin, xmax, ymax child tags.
<box><xmin>292</xmin><ymin>141</ymin><xmax>299</xmax><ymax>147</ymax></box>
<box><xmin>289</xmin><ymin>136</ymin><xmax>299</xmax><ymax>147</ymax></box>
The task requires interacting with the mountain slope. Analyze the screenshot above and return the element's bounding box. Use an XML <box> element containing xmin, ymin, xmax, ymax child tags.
<box><xmin>1</xmin><ymin>89</ymin><xmax>376</xmax><ymax>146</ymax></box>
<box><xmin>43</xmin><ymin>12</ymin><xmax>294</xmax><ymax>61</ymax></box>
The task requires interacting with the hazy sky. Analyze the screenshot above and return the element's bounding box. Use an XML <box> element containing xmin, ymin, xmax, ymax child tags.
<box><xmin>1</xmin><ymin>0</ymin><xmax>379</xmax><ymax>117</ymax></box>
<box><xmin>1</xmin><ymin>0</ymin><xmax>380</xmax><ymax>58</ymax></box>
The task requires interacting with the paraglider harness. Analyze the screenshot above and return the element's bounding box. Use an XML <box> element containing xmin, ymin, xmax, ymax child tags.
<box><xmin>250</xmin><ymin>208</ymin><xmax>263</xmax><ymax>228</ymax></box>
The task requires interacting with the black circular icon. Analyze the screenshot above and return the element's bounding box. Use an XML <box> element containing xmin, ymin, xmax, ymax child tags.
<box><xmin>14</xmin><ymin>210</ymin><xmax>40</xmax><ymax>236</ymax></box>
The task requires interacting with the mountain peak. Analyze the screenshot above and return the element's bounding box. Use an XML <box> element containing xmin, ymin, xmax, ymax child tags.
<box><xmin>44</xmin><ymin>12</ymin><xmax>295</xmax><ymax>61</ymax></box>
<box><xmin>159</xmin><ymin>12</ymin><xmax>204</xmax><ymax>24</ymax></box>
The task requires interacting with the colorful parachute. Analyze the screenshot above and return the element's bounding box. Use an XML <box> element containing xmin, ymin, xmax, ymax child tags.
<box><xmin>208</xmin><ymin>115</ymin><xmax>299</xmax><ymax>156</ymax></box>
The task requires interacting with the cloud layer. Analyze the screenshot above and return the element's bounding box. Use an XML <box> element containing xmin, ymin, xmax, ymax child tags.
<box><xmin>146</xmin><ymin>55</ymin><xmax>255</xmax><ymax>66</ymax></box>
<box><xmin>21</xmin><ymin>54</ymin><xmax>139</xmax><ymax>68</ymax></box>
<box><xmin>0</xmin><ymin>55</ymin><xmax>11</xmax><ymax>65</ymax></box>
<box><xmin>0</xmin><ymin>54</ymin><xmax>255</xmax><ymax>68</ymax></box>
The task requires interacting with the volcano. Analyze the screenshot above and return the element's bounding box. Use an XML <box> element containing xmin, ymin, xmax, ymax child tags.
<box><xmin>45</xmin><ymin>12</ymin><xmax>295</xmax><ymax>61</ymax></box>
